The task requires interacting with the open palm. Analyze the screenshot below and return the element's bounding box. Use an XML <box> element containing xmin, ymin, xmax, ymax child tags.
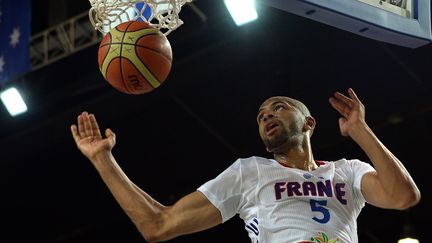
<box><xmin>71</xmin><ymin>112</ymin><xmax>116</xmax><ymax>160</ymax></box>
<box><xmin>329</xmin><ymin>88</ymin><xmax>366</xmax><ymax>137</ymax></box>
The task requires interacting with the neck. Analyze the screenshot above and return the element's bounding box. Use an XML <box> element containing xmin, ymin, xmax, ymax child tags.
<box><xmin>273</xmin><ymin>137</ymin><xmax>316</xmax><ymax>171</ymax></box>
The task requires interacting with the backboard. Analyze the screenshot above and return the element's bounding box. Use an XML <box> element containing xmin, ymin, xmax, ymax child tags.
<box><xmin>261</xmin><ymin>0</ymin><xmax>432</xmax><ymax>48</ymax></box>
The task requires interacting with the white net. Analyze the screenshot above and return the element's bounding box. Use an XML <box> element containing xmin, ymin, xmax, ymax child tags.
<box><xmin>88</xmin><ymin>0</ymin><xmax>192</xmax><ymax>36</ymax></box>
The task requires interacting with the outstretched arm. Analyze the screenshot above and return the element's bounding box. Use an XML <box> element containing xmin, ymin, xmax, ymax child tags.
<box><xmin>71</xmin><ymin>112</ymin><xmax>222</xmax><ymax>242</ymax></box>
<box><xmin>329</xmin><ymin>88</ymin><xmax>420</xmax><ymax>210</ymax></box>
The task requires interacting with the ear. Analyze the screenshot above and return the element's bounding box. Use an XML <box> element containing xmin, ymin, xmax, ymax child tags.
<box><xmin>304</xmin><ymin>116</ymin><xmax>316</xmax><ymax>133</ymax></box>
<box><xmin>266</xmin><ymin>147</ymin><xmax>272</xmax><ymax>153</ymax></box>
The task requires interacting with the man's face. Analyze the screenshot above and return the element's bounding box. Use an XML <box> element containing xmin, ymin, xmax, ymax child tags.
<box><xmin>257</xmin><ymin>97</ymin><xmax>306</xmax><ymax>152</ymax></box>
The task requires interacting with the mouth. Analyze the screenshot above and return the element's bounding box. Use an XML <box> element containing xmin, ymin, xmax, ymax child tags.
<box><xmin>265</xmin><ymin>122</ymin><xmax>280</xmax><ymax>136</ymax></box>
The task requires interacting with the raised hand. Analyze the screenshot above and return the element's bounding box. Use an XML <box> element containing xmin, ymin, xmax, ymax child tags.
<box><xmin>329</xmin><ymin>88</ymin><xmax>366</xmax><ymax>137</ymax></box>
<box><xmin>70</xmin><ymin>112</ymin><xmax>116</xmax><ymax>161</ymax></box>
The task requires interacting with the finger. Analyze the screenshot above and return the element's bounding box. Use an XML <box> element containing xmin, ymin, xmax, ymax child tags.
<box><xmin>329</xmin><ymin>97</ymin><xmax>350</xmax><ymax>117</ymax></box>
<box><xmin>338</xmin><ymin>117</ymin><xmax>346</xmax><ymax>128</ymax></box>
<box><xmin>70</xmin><ymin>125</ymin><xmax>81</xmax><ymax>143</ymax></box>
<box><xmin>348</xmin><ymin>88</ymin><xmax>361</xmax><ymax>104</ymax></box>
<box><xmin>77</xmin><ymin>114</ymin><xmax>86</xmax><ymax>138</ymax></box>
<box><xmin>105</xmin><ymin>128</ymin><xmax>115</xmax><ymax>137</ymax></box>
<box><xmin>83</xmin><ymin>112</ymin><xmax>93</xmax><ymax>137</ymax></box>
<box><xmin>334</xmin><ymin>92</ymin><xmax>353</xmax><ymax>108</ymax></box>
<box><xmin>338</xmin><ymin>117</ymin><xmax>348</xmax><ymax>136</ymax></box>
<box><xmin>105</xmin><ymin>128</ymin><xmax>116</xmax><ymax>144</ymax></box>
<box><xmin>89</xmin><ymin>114</ymin><xmax>102</xmax><ymax>138</ymax></box>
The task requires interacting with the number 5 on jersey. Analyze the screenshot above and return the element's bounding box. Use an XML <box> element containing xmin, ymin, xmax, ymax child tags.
<box><xmin>310</xmin><ymin>199</ymin><xmax>330</xmax><ymax>224</ymax></box>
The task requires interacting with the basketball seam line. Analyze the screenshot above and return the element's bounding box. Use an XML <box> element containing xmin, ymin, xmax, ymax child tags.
<box><xmin>105</xmin><ymin>42</ymin><xmax>173</xmax><ymax>63</ymax></box>
<box><xmin>125</xmin><ymin>59</ymin><xmax>160</xmax><ymax>89</ymax></box>
<box><xmin>119</xmin><ymin>22</ymin><xmax>135</xmax><ymax>94</ymax></box>
<box><xmin>99</xmin><ymin>33</ymin><xmax>112</xmax><ymax>81</ymax></box>
<box><xmin>135</xmin><ymin>43</ymin><xmax>172</xmax><ymax>63</ymax></box>
<box><xmin>98</xmin><ymin>33</ymin><xmax>159</xmax><ymax>49</ymax></box>
<box><xmin>104</xmin><ymin>53</ymin><xmax>163</xmax><ymax>90</ymax></box>
<box><xmin>135</xmin><ymin>33</ymin><xmax>172</xmax><ymax>61</ymax></box>
<box><xmin>100</xmin><ymin>33</ymin><xmax>112</xmax><ymax>76</ymax></box>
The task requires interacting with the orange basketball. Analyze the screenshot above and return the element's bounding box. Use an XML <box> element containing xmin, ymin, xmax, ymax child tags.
<box><xmin>98</xmin><ymin>21</ymin><xmax>173</xmax><ymax>95</ymax></box>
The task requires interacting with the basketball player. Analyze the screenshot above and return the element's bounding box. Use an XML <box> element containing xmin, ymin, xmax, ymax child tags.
<box><xmin>70</xmin><ymin>88</ymin><xmax>420</xmax><ymax>242</ymax></box>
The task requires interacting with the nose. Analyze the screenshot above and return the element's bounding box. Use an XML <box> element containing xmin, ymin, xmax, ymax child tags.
<box><xmin>262</xmin><ymin>112</ymin><xmax>274</xmax><ymax>122</ymax></box>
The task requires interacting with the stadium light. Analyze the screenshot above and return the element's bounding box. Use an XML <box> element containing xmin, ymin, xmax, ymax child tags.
<box><xmin>398</xmin><ymin>221</ymin><xmax>419</xmax><ymax>243</ymax></box>
<box><xmin>224</xmin><ymin>0</ymin><xmax>258</xmax><ymax>26</ymax></box>
<box><xmin>0</xmin><ymin>87</ymin><xmax>28</xmax><ymax>116</ymax></box>
<box><xmin>398</xmin><ymin>238</ymin><xmax>419</xmax><ymax>243</ymax></box>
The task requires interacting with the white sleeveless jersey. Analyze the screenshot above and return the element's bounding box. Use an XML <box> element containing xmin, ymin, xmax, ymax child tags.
<box><xmin>198</xmin><ymin>156</ymin><xmax>375</xmax><ymax>243</ymax></box>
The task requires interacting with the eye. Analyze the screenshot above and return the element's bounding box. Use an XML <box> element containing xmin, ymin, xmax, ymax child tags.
<box><xmin>274</xmin><ymin>104</ymin><xmax>285</xmax><ymax>111</ymax></box>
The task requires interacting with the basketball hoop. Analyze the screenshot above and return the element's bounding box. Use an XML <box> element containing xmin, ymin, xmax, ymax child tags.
<box><xmin>88</xmin><ymin>0</ymin><xmax>192</xmax><ymax>36</ymax></box>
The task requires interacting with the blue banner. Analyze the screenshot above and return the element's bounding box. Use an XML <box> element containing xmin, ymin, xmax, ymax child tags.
<box><xmin>0</xmin><ymin>0</ymin><xmax>31</xmax><ymax>84</ymax></box>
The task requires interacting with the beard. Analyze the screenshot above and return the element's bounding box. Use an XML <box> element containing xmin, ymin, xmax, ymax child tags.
<box><xmin>264</xmin><ymin>131</ymin><xmax>289</xmax><ymax>153</ymax></box>
<box><xmin>262</xmin><ymin>121</ymin><xmax>304</xmax><ymax>153</ymax></box>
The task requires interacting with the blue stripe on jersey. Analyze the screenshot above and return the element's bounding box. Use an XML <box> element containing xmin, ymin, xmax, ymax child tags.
<box><xmin>245</xmin><ymin>218</ymin><xmax>259</xmax><ymax>236</ymax></box>
<box><xmin>246</xmin><ymin>225</ymin><xmax>259</xmax><ymax>236</ymax></box>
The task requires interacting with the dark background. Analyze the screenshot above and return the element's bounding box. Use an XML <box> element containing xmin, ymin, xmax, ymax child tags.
<box><xmin>0</xmin><ymin>0</ymin><xmax>430</xmax><ymax>242</ymax></box>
